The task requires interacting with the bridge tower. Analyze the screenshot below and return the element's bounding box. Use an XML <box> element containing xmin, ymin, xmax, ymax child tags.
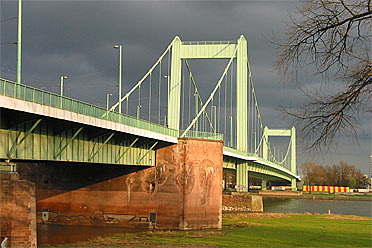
<box><xmin>168</xmin><ymin>35</ymin><xmax>249</xmax><ymax>191</ymax></box>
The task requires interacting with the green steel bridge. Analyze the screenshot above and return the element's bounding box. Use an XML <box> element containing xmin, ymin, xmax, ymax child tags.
<box><xmin>0</xmin><ymin>36</ymin><xmax>300</xmax><ymax>191</ymax></box>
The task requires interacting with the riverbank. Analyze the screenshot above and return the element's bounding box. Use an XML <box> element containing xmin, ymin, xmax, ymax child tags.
<box><xmin>40</xmin><ymin>212</ymin><xmax>372</xmax><ymax>247</ymax></box>
<box><xmin>259</xmin><ymin>191</ymin><xmax>372</xmax><ymax>201</ymax></box>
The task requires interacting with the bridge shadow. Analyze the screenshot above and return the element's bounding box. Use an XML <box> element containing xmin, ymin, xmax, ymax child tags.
<box><xmin>15</xmin><ymin>160</ymin><xmax>149</xmax><ymax>200</ymax></box>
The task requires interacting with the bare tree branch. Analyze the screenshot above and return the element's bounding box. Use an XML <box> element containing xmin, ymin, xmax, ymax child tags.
<box><xmin>273</xmin><ymin>0</ymin><xmax>372</xmax><ymax>149</ymax></box>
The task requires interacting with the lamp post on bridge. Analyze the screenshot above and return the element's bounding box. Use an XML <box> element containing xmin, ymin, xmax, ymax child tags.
<box><xmin>60</xmin><ymin>75</ymin><xmax>68</xmax><ymax>97</ymax></box>
<box><xmin>60</xmin><ymin>75</ymin><xmax>68</xmax><ymax>108</ymax></box>
<box><xmin>114</xmin><ymin>44</ymin><xmax>123</xmax><ymax>114</ymax></box>
<box><xmin>106</xmin><ymin>93</ymin><xmax>112</xmax><ymax>110</ymax></box>
<box><xmin>17</xmin><ymin>0</ymin><xmax>22</xmax><ymax>84</ymax></box>
<box><xmin>137</xmin><ymin>105</ymin><xmax>142</xmax><ymax>119</ymax></box>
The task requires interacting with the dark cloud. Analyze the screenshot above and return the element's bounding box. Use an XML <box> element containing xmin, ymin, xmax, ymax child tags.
<box><xmin>1</xmin><ymin>0</ymin><xmax>370</xmax><ymax>173</ymax></box>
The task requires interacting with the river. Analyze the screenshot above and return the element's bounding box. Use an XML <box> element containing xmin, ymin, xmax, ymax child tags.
<box><xmin>263</xmin><ymin>198</ymin><xmax>372</xmax><ymax>217</ymax></box>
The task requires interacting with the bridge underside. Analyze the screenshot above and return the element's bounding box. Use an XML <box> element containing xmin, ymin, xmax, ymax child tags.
<box><xmin>0</xmin><ymin>107</ymin><xmax>169</xmax><ymax>166</ymax></box>
<box><xmin>222</xmin><ymin>155</ymin><xmax>299</xmax><ymax>191</ymax></box>
<box><xmin>223</xmin><ymin>156</ymin><xmax>297</xmax><ymax>181</ymax></box>
<box><xmin>247</xmin><ymin>171</ymin><xmax>288</xmax><ymax>182</ymax></box>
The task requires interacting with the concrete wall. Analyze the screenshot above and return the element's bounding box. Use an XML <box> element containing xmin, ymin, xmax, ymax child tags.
<box><xmin>222</xmin><ymin>192</ymin><xmax>263</xmax><ymax>212</ymax></box>
<box><xmin>0</xmin><ymin>172</ymin><xmax>37</xmax><ymax>248</ymax></box>
<box><xmin>15</xmin><ymin>138</ymin><xmax>223</xmax><ymax>230</ymax></box>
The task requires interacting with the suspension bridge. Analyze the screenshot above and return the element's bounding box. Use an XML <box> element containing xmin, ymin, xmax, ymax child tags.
<box><xmin>0</xmin><ymin>35</ymin><xmax>300</xmax><ymax>192</ymax></box>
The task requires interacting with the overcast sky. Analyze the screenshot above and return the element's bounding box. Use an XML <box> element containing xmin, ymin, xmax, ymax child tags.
<box><xmin>1</xmin><ymin>0</ymin><xmax>371</xmax><ymax>174</ymax></box>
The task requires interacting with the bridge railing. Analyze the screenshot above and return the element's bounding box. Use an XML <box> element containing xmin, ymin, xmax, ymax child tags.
<box><xmin>0</xmin><ymin>78</ymin><xmax>178</xmax><ymax>137</ymax></box>
<box><xmin>180</xmin><ymin>130</ymin><xmax>224</xmax><ymax>141</ymax></box>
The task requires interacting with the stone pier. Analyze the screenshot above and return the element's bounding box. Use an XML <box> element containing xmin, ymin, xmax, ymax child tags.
<box><xmin>0</xmin><ymin>168</ymin><xmax>37</xmax><ymax>248</ymax></box>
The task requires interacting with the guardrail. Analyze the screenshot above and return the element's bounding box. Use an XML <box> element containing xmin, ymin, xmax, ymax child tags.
<box><xmin>181</xmin><ymin>130</ymin><xmax>224</xmax><ymax>141</ymax></box>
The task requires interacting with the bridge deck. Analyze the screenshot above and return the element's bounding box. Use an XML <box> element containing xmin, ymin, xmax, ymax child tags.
<box><xmin>0</xmin><ymin>78</ymin><xmax>224</xmax><ymax>143</ymax></box>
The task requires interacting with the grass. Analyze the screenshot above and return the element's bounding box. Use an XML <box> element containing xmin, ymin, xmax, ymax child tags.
<box><xmin>41</xmin><ymin>213</ymin><xmax>372</xmax><ymax>248</ymax></box>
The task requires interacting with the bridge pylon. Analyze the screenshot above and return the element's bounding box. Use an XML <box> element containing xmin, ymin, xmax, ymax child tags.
<box><xmin>167</xmin><ymin>36</ymin><xmax>250</xmax><ymax>192</ymax></box>
<box><xmin>262</xmin><ymin>126</ymin><xmax>297</xmax><ymax>190</ymax></box>
<box><xmin>168</xmin><ymin>36</ymin><xmax>248</xmax><ymax>151</ymax></box>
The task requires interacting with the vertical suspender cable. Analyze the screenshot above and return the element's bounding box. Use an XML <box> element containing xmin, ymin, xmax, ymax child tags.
<box><xmin>256</xmin><ymin>111</ymin><xmax>259</xmax><ymax>153</ymax></box>
<box><xmin>254</xmin><ymin>105</ymin><xmax>256</xmax><ymax>152</ymax></box>
<box><xmin>188</xmin><ymin>70</ymin><xmax>191</xmax><ymax>125</ymax></box>
<box><xmin>259</xmin><ymin>119</ymin><xmax>261</xmax><ymax>156</ymax></box>
<box><xmin>248</xmin><ymin>64</ymin><xmax>251</xmax><ymax>152</ymax></box>
<box><xmin>250</xmin><ymin>77</ymin><xmax>254</xmax><ymax>153</ymax></box>
<box><xmin>138</xmin><ymin>84</ymin><xmax>141</xmax><ymax>119</ymax></box>
<box><xmin>202</xmin><ymin>112</ymin><xmax>204</xmax><ymax>132</ymax></box>
<box><xmin>230</xmin><ymin>63</ymin><xmax>233</xmax><ymax>147</ymax></box>
<box><xmin>167</xmin><ymin>50</ymin><xmax>171</xmax><ymax>118</ymax></box>
<box><xmin>224</xmin><ymin>73</ymin><xmax>227</xmax><ymax>139</ymax></box>
<box><xmin>218</xmin><ymin>84</ymin><xmax>220</xmax><ymax>134</ymax></box>
<box><xmin>211</xmin><ymin>98</ymin><xmax>214</xmax><ymax>131</ymax></box>
<box><xmin>158</xmin><ymin>60</ymin><xmax>162</xmax><ymax>124</ymax></box>
<box><xmin>195</xmin><ymin>108</ymin><xmax>198</xmax><ymax>132</ymax></box>
<box><xmin>182</xmin><ymin>60</ymin><xmax>185</xmax><ymax>130</ymax></box>
<box><xmin>202</xmin><ymin>113</ymin><xmax>206</xmax><ymax>132</ymax></box>
<box><xmin>230</xmin><ymin>61</ymin><xmax>233</xmax><ymax>147</ymax></box>
<box><xmin>126</xmin><ymin>97</ymin><xmax>129</xmax><ymax>115</ymax></box>
<box><xmin>149</xmin><ymin>72</ymin><xmax>152</xmax><ymax>121</ymax></box>
<box><xmin>195</xmin><ymin>90</ymin><xmax>198</xmax><ymax>131</ymax></box>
